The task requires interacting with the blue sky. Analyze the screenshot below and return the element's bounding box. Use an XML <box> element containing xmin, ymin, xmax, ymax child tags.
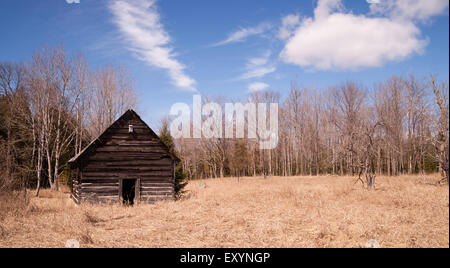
<box><xmin>0</xmin><ymin>0</ymin><xmax>448</xmax><ymax>126</ymax></box>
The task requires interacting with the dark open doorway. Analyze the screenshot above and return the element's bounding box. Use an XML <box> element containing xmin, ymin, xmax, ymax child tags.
<box><xmin>122</xmin><ymin>179</ymin><xmax>136</xmax><ymax>205</ymax></box>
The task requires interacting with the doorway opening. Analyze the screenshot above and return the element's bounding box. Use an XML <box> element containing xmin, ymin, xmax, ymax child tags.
<box><xmin>122</xmin><ymin>179</ymin><xmax>136</xmax><ymax>206</ymax></box>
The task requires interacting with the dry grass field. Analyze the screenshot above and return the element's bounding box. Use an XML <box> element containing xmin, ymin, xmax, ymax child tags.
<box><xmin>0</xmin><ymin>175</ymin><xmax>448</xmax><ymax>248</ymax></box>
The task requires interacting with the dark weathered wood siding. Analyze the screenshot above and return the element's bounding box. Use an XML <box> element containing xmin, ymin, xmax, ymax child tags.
<box><xmin>69</xmin><ymin>110</ymin><xmax>176</xmax><ymax>204</ymax></box>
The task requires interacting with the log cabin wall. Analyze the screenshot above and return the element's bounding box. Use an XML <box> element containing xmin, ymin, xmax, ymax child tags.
<box><xmin>69</xmin><ymin>110</ymin><xmax>176</xmax><ymax>204</ymax></box>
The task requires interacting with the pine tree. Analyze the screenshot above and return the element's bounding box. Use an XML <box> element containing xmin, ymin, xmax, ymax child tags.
<box><xmin>158</xmin><ymin>119</ymin><xmax>187</xmax><ymax>199</ymax></box>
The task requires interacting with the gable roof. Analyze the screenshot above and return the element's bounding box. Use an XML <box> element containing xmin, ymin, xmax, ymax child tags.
<box><xmin>68</xmin><ymin>109</ymin><xmax>180</xmax><ymax>164</ymax></box>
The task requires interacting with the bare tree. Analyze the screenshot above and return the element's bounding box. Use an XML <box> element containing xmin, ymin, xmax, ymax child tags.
<box><xmin>430</xmin><ymin>76</ymin><xmax>449</xmax><ymax>182</ymax></box>
<box><xmin>26</xmin><ymin>46</ymin><xmax>80</xmax><ymax>191</ymax></box>
<box><xmin>328</xmin><ymin>82</ymin><xmax>367</xmax><ymax>176</ymax></box>
<box><xmin>88</xmin><ymin>65</ymin><xmax>136</xmax><ymax>137</ymax></box>
<box><xmin>0</xmin><ymin>62</ymin><xmax>27</xmax><ymax>193</ymax></box>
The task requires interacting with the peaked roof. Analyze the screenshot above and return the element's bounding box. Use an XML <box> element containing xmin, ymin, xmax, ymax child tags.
<box><xmin>68</xmin><ymin>109</ymin><xmax>179</xmax><ymax>164</ymax></box>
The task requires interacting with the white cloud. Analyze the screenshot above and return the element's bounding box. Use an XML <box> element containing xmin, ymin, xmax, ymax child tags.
<box><xmin>314</xmin><ymin>0</ymin><xmax>344</xmax><ymax>20</ymax></box>
<box><xmin>241</xmin><ymin>66</ymin><xmax>276</xmax><ymax>80</ymax></box>
<box><xmin>248</xmin><ymin>82</ymin><xmax>270</xmax><ymax>92</ymax></box>
<box><xmin>279</xmin><ymin>0</ymin><xmax>437</xmax><ymax>71</ymax></box>
<box><xmin>109</xmin><ymin>0</ymin><xmax>196</xmax><ymax>91</ymax></box>
<box><xmin>370</xmin><ymin>0</ymin><xmax>449</xmax><ymax>21</ymax></box>
<box><xmin>278</xmin><ymin>14</ymin><xmax>301</xmax><ymax>40</ymax></box>
<box><xmin>212</xmin><ymin>23</ymin><xmax>272</xmax><ymax>47</ymax></box>
<box><xmin>238</xmin><ymin>51</ymin><xmax>276</xmax><ymax>80</ymax></box>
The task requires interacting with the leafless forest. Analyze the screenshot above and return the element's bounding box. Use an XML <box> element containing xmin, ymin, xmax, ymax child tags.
<box><xmin>174</xmin><ymin>76</ymin><xmax>449</xmax><ymax>187</ymax></box>
<box><xmin>0</xmin><ymin>46</ymin><xmax>136</xmax><ymax>195</ymax></box>
<box><xmin>0</xmin><ymin>45</ymin><xmax>449</xmax><ymax>196</ymax></box>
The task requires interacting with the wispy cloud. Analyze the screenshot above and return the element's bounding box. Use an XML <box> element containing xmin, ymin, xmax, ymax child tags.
<box><xmin>248</xmin><ymin>82</ymin><xmax>270</xmax><ymax>92</ymax></box>
<box><xmin>277</xmin><ymin>14</ymin><xmax>301</xmax><ymax>40</ymax></box>
<box><xmin>211</xmin><ymin>22</ymin><xmax>272</xmax><ymax>47</ymax></box>
<box><xmin>109</xmin><ymin>0</ymin><xmax>196</xmax><ymax>91</ymax></box>
<box><xmin>238</xmin><ymin>51</ymin><xmax>276</xmax><ymax>80</ymax></box>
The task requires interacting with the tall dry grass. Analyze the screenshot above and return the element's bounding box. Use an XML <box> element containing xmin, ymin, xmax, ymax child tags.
<box><xmin>0</xmin><ymin>175</ymin><xmax>448</xmax><ymax>248</ymax></box>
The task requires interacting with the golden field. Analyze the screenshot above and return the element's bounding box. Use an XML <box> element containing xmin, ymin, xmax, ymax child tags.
<box><xmin>0</xmin><ymin>175</ymin><xmax>448</xmax><ymax>248</ymax></box>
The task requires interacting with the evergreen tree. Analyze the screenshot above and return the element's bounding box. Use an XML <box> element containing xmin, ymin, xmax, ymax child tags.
<box><xmin>159</xmin><ymin>119</ymin><xmax>187</xmax><ymax>199</ymax></box>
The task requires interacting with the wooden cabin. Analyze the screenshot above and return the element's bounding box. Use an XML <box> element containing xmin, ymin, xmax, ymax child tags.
<box><xmin>68</xmin><ymin>109</ymin><xmax>179</xmax><ymax>205</ymax></box>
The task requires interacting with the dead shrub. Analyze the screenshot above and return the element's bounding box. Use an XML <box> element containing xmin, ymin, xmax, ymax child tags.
<box><xmin>79</xmin><ymin>229</ymin><xmax>94</xmax><ymax>245</ymax></box>
<box><xmin>84</xmin><ymin>211</ymin><xmax>102</xmax><ymax>225</ymax></box>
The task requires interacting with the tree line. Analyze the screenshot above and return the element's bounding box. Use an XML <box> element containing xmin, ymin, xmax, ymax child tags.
<box><xmin>173</xmin><ymin>75</ymin><xmax>449</xmax><ymax>186</ymax></box>
<box><xmin>0</xmin><ymin>46</ymin><xmax>136</xmax><ymax>195</ymax></box>
<box><xmin>1</xmin><ymin>45</ymin><xmax>448</xmax><ymax>195</ymax></box>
